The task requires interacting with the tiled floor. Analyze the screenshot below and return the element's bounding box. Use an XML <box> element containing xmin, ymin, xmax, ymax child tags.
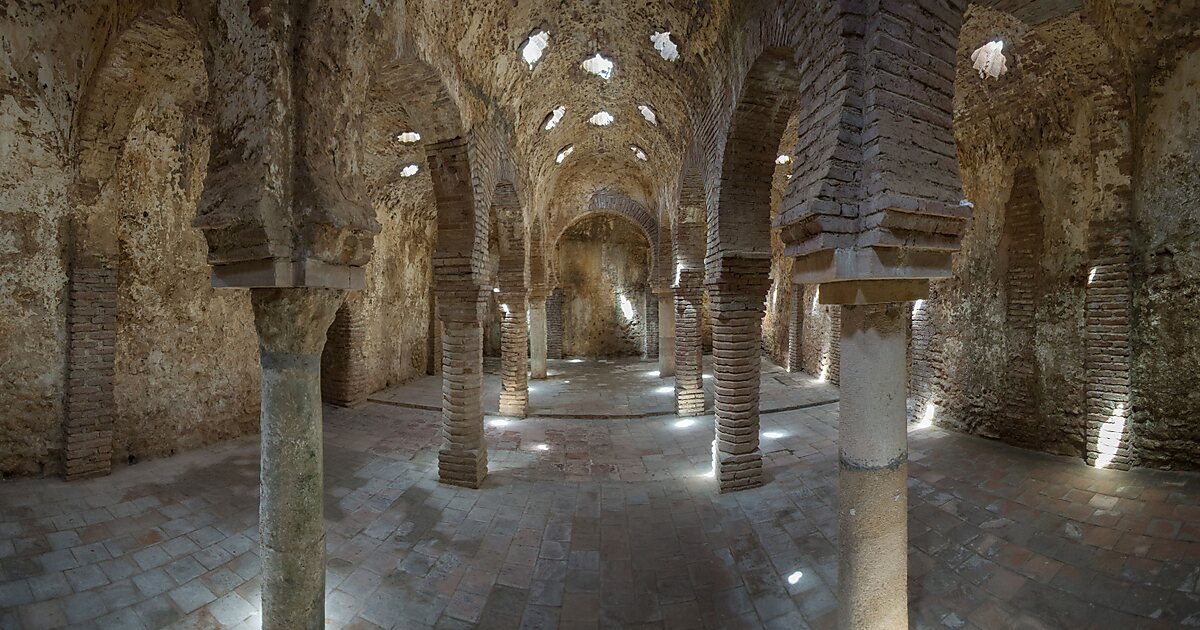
<box><xmin>1</xmin><ymin>358</ymin><xmax>1198</xmax><ymax>629</ymax></box>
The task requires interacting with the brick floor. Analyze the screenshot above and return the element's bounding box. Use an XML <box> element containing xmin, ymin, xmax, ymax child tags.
<box><xmin>0</xmin><ymin>358</ymin><xmax>1197</xmax><ymax>629</ymax></box>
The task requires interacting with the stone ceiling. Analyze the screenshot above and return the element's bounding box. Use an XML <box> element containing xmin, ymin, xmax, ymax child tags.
<box><xmin>407</xmin><ymin>0</ymin><xmax>740</xmax><ymax>227</ymax></box>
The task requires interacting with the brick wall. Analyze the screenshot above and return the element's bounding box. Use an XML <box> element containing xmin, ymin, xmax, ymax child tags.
<box><xmin>547</xmin><ymin>288</ymin><xmax>564</xmax><ymax>360</ymax></box>
<box><xmin>644</xmin><ymin>286</ymin><xmax>659</xmax><ymax>359</ymax></box>
<box><xmin>321</xmin><ymin>300</ymin><xmax>370</xmax><ymax>406</ymax></box>
<box><xmin>64</xmin><ymin>261</ymin><xmax>117</xmax><ymax>480</ymax></box>
<box><xmin>1002</xmin><ymin>168</ymin><xmax>1044</xmax><ymax>447</ymax></box>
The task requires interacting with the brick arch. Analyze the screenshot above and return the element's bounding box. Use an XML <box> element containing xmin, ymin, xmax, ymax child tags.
<box><xmin>550</xmin><ymin>193</ymin><xmax>658</xmax><ymax>285</ymax></box>
<box><xmin>62</xmin><ymin>9</ymin><xmax>210</xmax><ymax>481</ymax></box>
<box><xmin>706</xmin><ymin>46</ymin><xmax>801</xmax><ymax>271</ymax></box>
<box><xmin>72</xmin><ymin>10</ymin><xmax>207</xmax><ymax>254</ymax></box>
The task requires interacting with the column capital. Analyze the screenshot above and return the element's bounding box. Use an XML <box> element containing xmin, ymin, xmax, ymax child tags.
<box><xmin>817</xmin><ymin>279</ymin><xmax>928</xmax><ymax>306</ymax></box>
<box><xmin>251</xmin><ymin>288</ymin><xmax>346</xmax><ymax>354</ymax></box>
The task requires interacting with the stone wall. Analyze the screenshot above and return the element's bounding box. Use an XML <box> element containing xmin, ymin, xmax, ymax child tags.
<box><xmin>1129</xmin><ymin>48</ymin><xmax>1200</xmax><ymax>469</ymax></box>
<box><xmin>109</xmin><ymin>98</ymin><xmax>259</xmax><ymax>463</ymax></box>
<box><xmin>914</xmin><ymin>6</ymin><xmax>1200</xmax><ymax>471</ymax></box>
<box><xmin>557</xmin><ymin>215</ymin><xmax>651</xmax><ymax>357</ymax></box>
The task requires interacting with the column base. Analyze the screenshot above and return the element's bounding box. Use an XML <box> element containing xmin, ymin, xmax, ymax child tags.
<box><xmin>439</xmin><ymin>448</ymin><xmax>488</xmax><ymax>488</ymax></box>
<box><xmin>498</xmin><ymin>401</ymin><xmax>528</xmax><ymax>418</ymax></box>
<box><xmin>713</xmin><ymin>442</ymin><xmax>764</xmax><ymax>492</ymax></box>
<box><xmin>676</xmin><ymin>390</ymin><xmax>705</xmax><ymax>416</ymax></box>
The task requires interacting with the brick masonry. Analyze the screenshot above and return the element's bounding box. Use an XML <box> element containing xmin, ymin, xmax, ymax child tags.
<box><xmin>1002</xmin><ymin>168</ymin><xmax>1044</xmax><ymax>448</ymax></box>
<box><xmin>64</xmin><ymin>260</ymin><xmax>117</xmax><ymax>480</ymax></box>
<box><xmin>321</xmin><ymin>299</ymin><xmax>371</xmax><ymax>406</ymax></box>
<box><xmin>546</xmin><ymin>288</ymin><xmax>564</xmax><ymax>360</ymax></box>
<box><xmin>644</xmin><ymin>286</ymin><xmax>659</xmax><ymax>359</ymax></box>
<box><xmin>786</xmin><ymin>285</ymin><xmax>803</xmax><ymax>373</ymax></box>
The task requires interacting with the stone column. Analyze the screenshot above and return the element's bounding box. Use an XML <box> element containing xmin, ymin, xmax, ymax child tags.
<box><xmin>823</xmin><ymin>281</ymin><xmax>925</xmax><ymax>630</ymax></box>
<box><xmin>674</xmin><ymin>278</ymin><xmax>705</xmax><ymax>416</ymax></box>
<box><xmin>656</xmin><ymin>288</ymin><xmax>676</xmax><ymax>377</ymax></box>
<box><xmin>498</xmin><ymin>292</ymin><xmax>530</xmax><ymax>417</ymax></box>
<box><xmin>708</xmin><ymin>265</ymin><xmax>771</xmax><ymax>492</ymax></box>
<box><xmin>529</xmin><ymin>291</ymin><xmax>548</xmax><ymax>380</ymax></box>
<box><xmin>251</xmin><ymin>288</ymin><xmax>344</xmax><ymax>630</ymax></box>
<box><xmin>787</xmin><ymin>285</ymin><xmax>804</xmax><ymax>373</ymax></box>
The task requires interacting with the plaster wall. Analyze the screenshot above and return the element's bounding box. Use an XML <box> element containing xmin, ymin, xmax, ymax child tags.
<box><xmin>557</xmin><ymin>215</ymin><xmax>650</xmax><ymax>357</ymax></box>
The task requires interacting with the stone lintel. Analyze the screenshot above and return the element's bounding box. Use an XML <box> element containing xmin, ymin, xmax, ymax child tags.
<box><xmin>212</xmin><ymin>258</ymin><xmax>365</xmax><ymax>290</ymax></box>
<box><xmin>818</xmin><ymin>279</ymin><xmax>929</xmax><ymax>306</ymax></box>
<box><xmin>791</xmin><ymin>247</ymin><xmax>953</xmax><ymax>286</ymax></box>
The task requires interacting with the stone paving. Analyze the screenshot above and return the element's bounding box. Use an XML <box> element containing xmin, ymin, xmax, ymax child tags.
<box><xmin>1</xmin><ymin>358</ymin><xmax>1199</xmax><ymax>629</ymax></box>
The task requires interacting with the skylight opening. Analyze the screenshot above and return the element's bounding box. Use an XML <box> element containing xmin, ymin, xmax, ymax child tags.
<box><xmin>630</xmin><ymin>145</ymin><xmax>647</xmax><ymax>161</ymax></box>
<box><xmin>638</xmin><ymin>105</ymin><xmax>658</xmax><ymax>125</ymax></box>
<box><xmin>395</xmin><ymin>131</ymin><xmax>421</xmax><ymax>144</ymax></box>
<box><xmin>589</xmin><ymin>111</ymin><xmax>614</xmax><ymax>126</ymax></box>
<box><xmin>776</xmin><ymin>154</ymin><xmax>791</xmax><ymax>165</ymax></box>
<box><xmin>581</xmin><ymin>53</ymin><xmax>614</xmax><ymax>80</ymax></box>
<box><xmin>543</xmin><ymin>105</ymin><xmax>566</xmax><ymax>131</ymax></box>
<box><xmin>650</xmin><ymin>32</ymin><xmax>679</xmax><ymax>62</ymax></box>
<box><xmin>522</xmin><ymin>31</ymin><xmax>550</xmax><ymax>69</ymax></box>
<box><xmin>400</xmin><ymin>164</ymin><xmax>420</xmax><ymax>177</ymax></box>
<box><xmin>555</xmin><ymin>145</ymin><xmax>574</xmax><ymax>164</ymax></box>
<box><xmin>971</xmin><ymin>40</ymin><xmax>1008</xmax><ymax>79</ymax></box>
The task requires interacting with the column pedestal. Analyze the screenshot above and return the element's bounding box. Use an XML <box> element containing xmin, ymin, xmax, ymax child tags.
<box><xmin>251</xmin><ymin>288</ymin><xmax>344</xmax><ymax>630</ymax></box>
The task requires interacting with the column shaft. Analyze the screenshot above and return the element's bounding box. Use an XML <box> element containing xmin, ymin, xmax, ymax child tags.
<box><xmin>674</xmin><ymin>281</ymin><xmax>705</xmax><ymax>416</ymax></box>
<box><xmin>709</xmin><ymin>277</ymin><xmax>769</xmax><ymax>492</ymax></box>
<box><xmin>658</xmin><ymin>292</ymin><xmax>676</xmax><ymax>377</ymax></box>
<box><xmin>529</xmin><ymin>296</ymin><xmax>548</xmax><ymax>380</ymax></box>
<box><xmin>787</xmin><ymin>285</ymin><xmax>804</xmax><ymax>373</ymax></box>
<box><xmin>251</xmin><ymin>288</ymin><xmax>344</xmax><ymax>630</ymax></box>
<box><xmin>438</xmin><ymin>289</ymin><xmax>488</xmax><ymax>488</ymax></box>
<box><xmin>838</xmin><ymin>303</ymin><xmax>908</xmax><ymax>630</ymax></box>
<box><xmin>499</xmin><ymin>294</ymin><xmax>530</xmax><ymax>417</ymax></box>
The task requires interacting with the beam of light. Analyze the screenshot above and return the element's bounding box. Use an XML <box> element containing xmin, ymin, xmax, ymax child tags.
<box><xmin>763</xmin><ymin>431</ymin><xmax>784</xmax><ymax>439</ymax></box>
<box><xmin>1093</xmin><ymin>403</ymin><xmax>1128</xmax><ymax>469</ymax></box>
<box><xmin>568</xmin><ymin>358</ymin><xmax>584</xmax><ymax>364</ymax></box>
<box><xmin>910</xmin><ymin>402</ymin><xmax>936</xmax><ymax>432</ymax></box>
<box><xmin>489</xmin><ymin>418</ymin><xmax>511</xmax><ymax>427</ymax></box>
<box><xmin>656</xmin><ymin>385</ymin><xmax>674</xmax><ymax>395</ymax></box>
<box><xmin>619</xmin><ymin>294</ymin><xmax>635</xmax><ymax>320</ymax></box>
<box><xmin>1088</xmin><ymin>267</ymin><xmax>1097</xmax><ymax>284</ymax></box>
<box><xmin>674</xmin><ymin>419</ymin><xmax>695</xmax><ymax>429</ymax></box>
<box><xmin>535</xmin><ymin>443</ymin><xmax>550</xmax><ymax>451</ymax></box>
<box><xmin>522</xmin><ymin>31</ymin><xmax>550</xmax><ymax>69</ymax></box>
<box><xmin>703</xmin><ymin>374</ymin><xmax>713</xmax><ymax>380</ymax></box>
<box><xmin>971</xmin><ymin>40</ymin><xmax>1008</xmax><ymax>79</ymax></box>
<box><xmin>787</xmin><ymin>571</ymin><xmax>803</xmax><ymax>585</ymax></box>
<box><xmin>646</xmin><ymin>370</ymin><xmax>660</xmax><ymax>378</ymax></box>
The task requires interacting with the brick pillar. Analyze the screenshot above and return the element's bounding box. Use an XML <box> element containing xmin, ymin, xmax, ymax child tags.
<box><xmin>321</xmin><ymin>299</ymin><xmax>369</xmax><ymax>406</ymax></box>
<box><xmin>546</xmin><ymin>288</ymin><xmax>564</xmax><ymax>360</ymax></box>
<box><xmin>1085</xmin><ymin>226</ymin><xmax>1134</xmax><ymax>469</ymax></box>
<box><xmin>64</xmin><ymin>260</ymin><xmax>117</xmax><ymax>480</ymax></box>
<box><xmin>787</xmin><ymin>284</ymin><xmax>804</xmax><ymax>373</ymax></box>
<box><xmin>656</xmin><ymin>288</ymin><xmax>676</xmax><ymax>377</ymax></box>
<box><xmin>828</xmin><ymin>306</ymin><xmax>842</xmax><ymax>386</ymax></box>
<box><xmin>674</xmin><ymin>274</ymin><xmax>705</xmax><ymax>416</ymax></box>
<box><xmin>708</xmin><ymin>260</ymin><xmax>771</xmax><ymax>492</ymax></box>
<box><xmin>428</xmin><ymin>294</ymin><xmax>441</xmax><ymax>375</ymax></box>
<box><xmin>644</xmin><ymin>287</ymin><xmax>659</xmax><ymax>360</ymax></box>
<box><xmin>498</xmin><ymin>293</ymin><xmax>529</xmax><ymax>417</ymax></box>
<box><xmin>437</xmin><ymin>286</ymin><xmax>488</xmax><ymax>488</ymax></box>
<box><xmin>529</xmin><ymin>292</ymin><xmax>548</xmax><ymax>379</ymax></box>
